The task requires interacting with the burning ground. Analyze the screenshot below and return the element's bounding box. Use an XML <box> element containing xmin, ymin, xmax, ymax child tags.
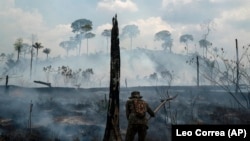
<box><xmin>0</xmin><ymin>85</ymin><xmax>250</xmax><ymax>141</ymax></box>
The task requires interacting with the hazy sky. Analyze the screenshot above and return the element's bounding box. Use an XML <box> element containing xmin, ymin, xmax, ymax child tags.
<box><xmin>1</xmin><ymin>0</ymin><xmax>249</xmax><ymax>58</ymax></box>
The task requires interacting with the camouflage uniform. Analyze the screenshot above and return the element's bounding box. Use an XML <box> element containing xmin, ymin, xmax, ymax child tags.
<box><xmin>125</xmin><ymin>91</ymin><xmax>155</xmax><ymax>141</ymax></box>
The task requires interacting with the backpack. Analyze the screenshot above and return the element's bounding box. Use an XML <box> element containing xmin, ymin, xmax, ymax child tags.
<box><xmin>133</xmin><ymin>99</ymin><xmax>147</xmax><ymax>118</ymax></box>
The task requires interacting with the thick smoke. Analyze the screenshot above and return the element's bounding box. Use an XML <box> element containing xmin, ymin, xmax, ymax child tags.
<box><xmin>1</xmin><ymin>48</ymin><xmax>198</xmax><ymax>88</ymax></box>
<box><xmin>0</xmin><ymin>86</ymin><xmax>107</xmax><ymax>140</ymax></box>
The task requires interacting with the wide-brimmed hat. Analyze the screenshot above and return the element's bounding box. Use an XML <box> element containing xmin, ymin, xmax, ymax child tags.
<box><xmin>129</xmin><ymin>91</ymin><xmax>142</xmax><ymax>99</ymax></box>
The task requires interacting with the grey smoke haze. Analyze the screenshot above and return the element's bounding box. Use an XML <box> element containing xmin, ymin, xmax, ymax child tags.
<box><xmin>0</xmin><ymin>86</ymin><xmax>109</xmax><ymax>140</ymax></box>
<box><xmin>0</xmin><ymin>84</ymin><xmax>240</xmax><ymax>140</ymax></box>
<box><xmin>0</xmin><ymin>49</ymin><xmax>199</xmax><ymax>88</ymax></box>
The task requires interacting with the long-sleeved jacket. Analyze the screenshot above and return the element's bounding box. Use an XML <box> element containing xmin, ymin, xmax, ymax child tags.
<box><xmin>126</xmin><ymin>98</ymin><xmax>155</xmax><ymax>125</ymax></box>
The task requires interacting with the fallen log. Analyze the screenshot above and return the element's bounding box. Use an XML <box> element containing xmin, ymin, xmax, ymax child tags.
<box><xmin>33</xmin><ymin>81</ymin><xmax>51</xmax><ymax>87</ymax></box>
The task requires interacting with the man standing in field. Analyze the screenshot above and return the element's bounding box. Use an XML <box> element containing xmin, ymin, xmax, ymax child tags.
<box><xmin>125</xmin><ymin>91</ymin><xmax>155</xmax><ymax>141</ymax></box>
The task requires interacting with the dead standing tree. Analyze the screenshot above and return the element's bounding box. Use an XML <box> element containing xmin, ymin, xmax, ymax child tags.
<box><xmin>103</xmin><ymin>15</ymin><xmax>123</xmax><ymax>141</ymax></box>
<box><xmin>29</xmin><ymin>100</ymin><xmax>33</xmax><ymax>135</ymax></box>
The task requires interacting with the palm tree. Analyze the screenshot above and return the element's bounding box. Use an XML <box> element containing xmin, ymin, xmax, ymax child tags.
<box><xmin>32</xmin><ymin>42</ymin><xmax>44</xmax><ymax>60</ymax></box>
<box><xmin>43</xmin><ymin>48</ymin><xmax>51</xmax><ymax>60</ymax></box>
<box><xmin>14</xmin><ymin>38</ymin><xmax>23</xmax><ymax>62</ymax></box>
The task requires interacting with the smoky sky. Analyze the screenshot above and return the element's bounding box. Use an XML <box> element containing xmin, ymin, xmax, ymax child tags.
<box><xmin>15</xmin><ymin>0</ymin><xmax>100</xmax><ymax>27</ymax></box>
<box><xmin>161</xmin><ymin>0</ymin><xmax>241</xmax><ymax>24</ymax></box>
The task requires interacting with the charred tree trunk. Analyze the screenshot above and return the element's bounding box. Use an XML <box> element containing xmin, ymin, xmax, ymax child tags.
<box><xmin>235</xmin><ymin>39</ymin><xmax>239</xmax><ymax>94</ymax></box>
<box><xmin>30</xmin><ymin>34</ymin><xmax>35</xmax><ymax>79</ymax></box>
<box><xmin>30</xmin><ymin>43</ymin><xmax>33</xmax><ymax>79</ymax></box>
<box><xmin>29</xmin><ymin>100</ymin><xmax>33</xmax><ymax>135</ymax></box>
<box><xmin>197</xmin><ymin>56</ymin><xmax>199</xmax><ymax>87</ymax></box>
<box><xmin>5</xmin><ymin>75</ymin><xmax>8</xmax><ymax>88</ymax></box>
<box><xmin>33</xmin><ymin>80</ymin><xmax>51</xmax><ymax>87</ymax></box>
<box><xmin>103</xmin><ymin>15</ymin><xmax>123</xmax><ymax>141</ymax></box>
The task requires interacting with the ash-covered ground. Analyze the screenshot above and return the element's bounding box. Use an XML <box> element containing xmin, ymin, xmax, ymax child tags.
<box><xmin>0</xmin><ymin>85</ymin><xmax>250</xmax><ymax>141</ymax></box>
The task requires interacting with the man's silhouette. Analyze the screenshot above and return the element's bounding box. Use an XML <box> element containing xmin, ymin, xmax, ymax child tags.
<box><xmin>125</xmin><ymin>91</ymin><xmax>155</xmax><ymax>141</ymax></box>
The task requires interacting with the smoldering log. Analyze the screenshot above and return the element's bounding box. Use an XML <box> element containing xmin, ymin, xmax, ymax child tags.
<box><xmin>33</xmin><ymin>81</ymin><xmax>51</xmax><ymax>87</ymax></box>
